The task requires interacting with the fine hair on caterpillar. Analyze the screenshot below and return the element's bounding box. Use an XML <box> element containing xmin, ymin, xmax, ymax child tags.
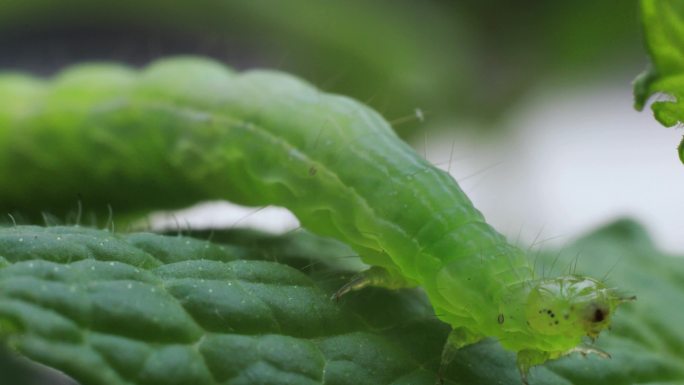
<box><xmin>0</xmin><ymin>57</ymin><xmax>635</xmax><ymax>384</ymax></box>
<box><xmin>3</xmin><ymin>199</ymin><xmax>129</xmax><ymax>232</ymax></box>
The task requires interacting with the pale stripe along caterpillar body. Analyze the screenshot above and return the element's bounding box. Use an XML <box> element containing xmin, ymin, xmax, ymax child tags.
<box><xmin>0</xmin><ymin>57</ymin><xmax>632</xmax><ymax>383</ymax></box>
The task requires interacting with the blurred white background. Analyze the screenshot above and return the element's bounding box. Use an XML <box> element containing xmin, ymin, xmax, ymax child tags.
<box><xmin>427</xmin><ymin>79</ymin><xmax>684</xmax><ymax>254</ymax></box>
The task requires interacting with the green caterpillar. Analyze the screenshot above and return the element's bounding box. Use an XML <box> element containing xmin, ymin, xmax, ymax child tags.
<box><xmin>0</xmin><ymin>57</ymin><xmax>633</xmax><ymax>383</ymax></box>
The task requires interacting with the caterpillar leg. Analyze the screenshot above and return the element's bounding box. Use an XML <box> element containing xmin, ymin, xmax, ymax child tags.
<box><xmin>566</xmin><ymin>345</ymin><xmax>610</xmax><ymax>359</ymax></box>
<box><xmin>437</xmin><ymin>327</ymin><xmax>483</xmax><ymax>384</ymax></box>
<box><xmin>518</xmin><ymin>349</ymin><xmax>560</xmax><ymax>385</ymax></box>
<box><xmin>516</xmin><ymin>345</ymin><xmax>610</xmax><ymax>385</ymax></box>
<box><xmin>331</xmin><ymin>266</ymin><xmax>413</xmax><ymax>300</ymax></box>
<box><xmin>516</xmin><ymin>350</ymin><xmax>551</xmax><ymax>385</ymax></box>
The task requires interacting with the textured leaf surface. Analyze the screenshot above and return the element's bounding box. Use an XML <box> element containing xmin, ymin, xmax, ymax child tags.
<box><xmin>199</xmin><ymin>220</ymin><xmax>684</xmax><ymax>385</ymax></box>
<box><xmin>0</xmin><ymin>225</ymin><xmax>452</xmax><ymax>385</ymax></box>
<box><xmin>634</xmin><ymin>0</ymin><xmax>684</xmax><ymax>162</ymax></box>
<box><xmin>0</xmin><ymin>221</ymin><xmax>683</xmax><ymax>385</ymax></box>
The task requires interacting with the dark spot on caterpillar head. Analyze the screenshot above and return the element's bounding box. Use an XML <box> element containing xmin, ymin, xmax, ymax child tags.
<box><xmin>309</xmin><ymin>166</ymin><xmax>317</xmax><ymax>176</ymax></box>
<box><xmin>497</xmin><ymin>313</ymin><xmax>504</xmax><ymax>324</ymax></box>
<box><xmin>554</xmin><ymin>320</ymin><xmax>559</xmax><ymax>325</ymax></box>
<box><xmin>592</xmin><ymin>307</ymin><xmax>608</xmax><ymax>323</ymax></box>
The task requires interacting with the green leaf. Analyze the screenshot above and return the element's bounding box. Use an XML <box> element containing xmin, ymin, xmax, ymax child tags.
<box><xmin>1</xmin><ymin>221</ymin><xmax>683</xmax><ymax>385</ymax></box>
<box><xmin>0</xmin><ymin>225</ymin><xmax>452</xmax><ymax>385</ymax></box>
<box><xmin>635</xmin><ymin>0</ymin><xmax>684</xmax><ymax>161</ymax></box>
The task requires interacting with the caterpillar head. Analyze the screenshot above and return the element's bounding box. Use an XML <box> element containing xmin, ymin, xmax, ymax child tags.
<box><xmin>525</xmin><ymin>276</ymin><xmax>632</xmax><ymax>340</ymax></box>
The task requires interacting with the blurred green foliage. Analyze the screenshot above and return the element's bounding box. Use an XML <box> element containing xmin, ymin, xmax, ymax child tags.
<box><xmin>0</xmin><ymin>0</ymin><xmax>641</xmax><ymax>136</ymax></box>
<box><xmin>634</xmin><ymin>0</ymin><xmax>684</xmax><ymax>163</ymax></box>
